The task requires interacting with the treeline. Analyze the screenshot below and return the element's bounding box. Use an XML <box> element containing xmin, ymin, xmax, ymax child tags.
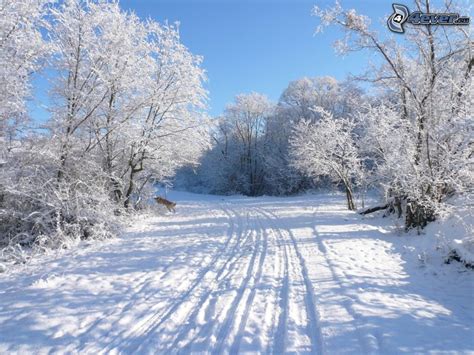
<box><xmin>178</xmin><ymin>0</ymin><xmax>472</xmax><ymax>231</ymax></box>
<box><xmin>0</xmin><ymin>0</ymin><xmax>207</xmax><ymax>252</ymax></box>
<box><xmin>177</xmin><ymin>78</ymin><xmax>362</xmax><ymax>196</ymax></box>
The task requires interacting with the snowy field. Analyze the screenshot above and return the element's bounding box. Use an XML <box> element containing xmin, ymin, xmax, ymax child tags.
<box><xmin>0</xmin><ymin>191</ymin><xmax>473</xmax><ymax>354</ymax></box>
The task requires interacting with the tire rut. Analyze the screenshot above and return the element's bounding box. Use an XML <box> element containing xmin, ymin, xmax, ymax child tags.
<box><xmin>103</xmin><ymin>204</ymin><xmax>241</xmax><ymax>353</ymax></box>
<box><xmin>259</xmin><ymin>207</ymin><xmax>324</xmax><ymax>354</ymax></box>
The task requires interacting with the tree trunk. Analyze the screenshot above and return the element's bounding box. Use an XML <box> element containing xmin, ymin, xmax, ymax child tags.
<box><xmin>344</xmin><ymin>183</ymin><xmax>356</xmax><ymax>211</ymax></box>
<box><xmin>124</xmin><ymin>168</ymin><xmax>136</xmax><ymax>209</ymax></box>
<box><xmin>110</xmin><ymin>177</ymin><xmax>122</xmax><ymax>202</ymax></box>
<box><xmin>57</xmin><ymin>128</ymin><xmax>71</xmax><ymax>182</ymax></box>
<box><xmin>57</xmin><ymin>151</ymin><xmax>67</xmax><ymax>181</ymax></box>
<box><xmin>394</xmin><ymin>196</ymin><xmax>403</xmax><ymax>218</ymax></box>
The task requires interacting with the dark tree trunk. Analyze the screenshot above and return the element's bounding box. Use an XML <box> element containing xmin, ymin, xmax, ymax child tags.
<box><xmin>110</xmin><ymin>177</ymin><xmax>122</xmax><ymax>202</ymax></box>
<box><xmin>124</xmin><ymin>168</ymin><xmax>136</xmax><ymax>209</ymax></box>
<box><xmin>345</xmin><ymin>184</ymin><xmax>356</xmax><ymax>211</ymax></box>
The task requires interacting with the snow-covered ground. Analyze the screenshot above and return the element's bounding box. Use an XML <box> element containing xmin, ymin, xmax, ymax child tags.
<box><xmin>0</xmin><ymin>191</ymin><xmax>473</xmax><ymax>354</ymax></box>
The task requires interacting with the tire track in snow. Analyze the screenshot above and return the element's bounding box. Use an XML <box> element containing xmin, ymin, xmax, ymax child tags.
<box><xmin>172</xmin><ymin>207</ymin><xmax>257</xmax><ymax>353</ymax></box>
<box><xmin>254</xmin><ymin>207</ymin><xmax>294</xmax><ymax>354</ymax></box>
<box><xmin>127</xmin><ymin>205</ymin><xmax>247</xmax><ymax>353</ymax></box>
<box><xmin>175</xmin><ymin>208</ymin><xmax>257</xmax><ymax>352</ymax></box>
<box><xmin>177</xmin><ymin>206</ymin><xmax>282</xmax><ymax>353</ymax></box>
<box><xmin>228</xmin><ymin>212</ymin><xmax>269</xmax><ymax>354</ymax></box>
<box><xmin>89</xmin><ymin>201</ymin><xmax>322</xmax><ymax>354</ymax></box>
<box><xmin>175</xmin><ymin>205</ymin><xmax>265</xmax><ymax>353</ymax></box>
<box><xmin>210</xmin><ymin>208</ymin><xmax>267</xmax><ymax>354</ymax></box>
<box><xmin>77</xmin><ymin>206</ymin><xmax>217</xmax><ymax>352</ymax></box>
<box><xmin>127</xmin><ymin>204</ymin><xmax>257</xmax><ymax>353</ymax></box>
<box><xmin>165</xmin><ymin>206</ymin><xmax>258</xmax><ymax>351</ymax></box>
<box><xmin>261</xmin><ymin>207</ymin><xmax>324</xmax><ymax>354</ymax></box>
<box><xmin>102</xmin><ymin>204</ymin><xmax>241</xmax><ymax>353</ymax></box>
<box><xmin>226</xmin><ymin>206</ymin><xmax>289</xmax><ymax>355</ymax></box>
<box><xmin>257</xmin><ymin>208</ymin><xmax>290</xmax><ymax>355</ymax></box>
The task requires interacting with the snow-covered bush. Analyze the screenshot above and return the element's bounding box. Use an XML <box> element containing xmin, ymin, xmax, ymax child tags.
<box><xmin>0</xmin><ymin>138</ymin><xmax>119</xmax><ymax>252</ymax></box>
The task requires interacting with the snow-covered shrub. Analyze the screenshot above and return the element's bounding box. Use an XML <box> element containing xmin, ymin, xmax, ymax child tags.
<box><xmin>430</xmin><ymin>195</ymin><xmax>474</xmax><ymax>267</ymax></box>
<box><xmin>448</xmin><ymin>238</ymin><xmax>474</xmax><ymax>268</ymax></box>
<box><xmin>0</xmin><ymin>139</ymin><xmax>119</xmax><ymax>255</ymax></box>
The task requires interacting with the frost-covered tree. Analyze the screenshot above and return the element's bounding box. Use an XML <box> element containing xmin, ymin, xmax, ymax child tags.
<box><xmin>313</xmin><ymin>0</ymin><xmax>473</xmax><ymax>228</ymax></box>
<box><xmin>181</xmin><ymin>77</ymin><xmax>364</xmax><ymax>196</ymax></box>
<box><xmin>47</xmin><ymin>0</ymin><xmax>113</xmax><ymax>181</ymax></box>
<box><xmin>261</xmin><ymin>111</ymin><xmax>306</xmax><ymax>195</ymax></box>
<box><xmin>0</xmin><ymin>0</ymin><xmax>49</xmax><ymax>151</ymax></box>
<box><xmin>83</xmin><ymin>2</ymin><xmax>150</xmax><ymax>203</ymax></box>
<box><xmin>47</xmin><ymin>0</ymin><xmax>207</xmax><ymax>208</ymax></box>
<box><xmin>0</xmin><ymin>0</ymin><xmax>208</xmax><ymax>256</ymax></box>
<box><xmin>263</xmin><ymin>77</ymin><xmax>364</xmax><ymax>195</ymax></box>
<box><xmin>278</xmin><ymin>76</ymin><xmax>360</xmax><ymax>123</ymax></box>
<box><xmin>0</xmin><ymin>0</ymin><xmax>134</xmax><ymax>251</ymax></box>
<box><xmin>212</xmin><ymin>93</ymin><xmax>273</xmax><ymax>196</ymax></box>
<box><xmin>119</xmin><ymin>20</ymin><xmax>207</xmax><ymax>208</ymax></box>
<box><xmin>291</xmin><ymin>108</ymin><xmax>362</xmax><ymax>210</ymax></box>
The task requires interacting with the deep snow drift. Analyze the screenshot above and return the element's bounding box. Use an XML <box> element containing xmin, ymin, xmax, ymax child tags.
<box><xmin>0</xmin><ymin>192</ymin><xmax>473</xmax><ymax>354</ymax></box>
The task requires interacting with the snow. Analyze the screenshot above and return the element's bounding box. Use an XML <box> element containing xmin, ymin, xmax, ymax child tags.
<box><xmin>451</xmin><ymin>237</ymin><xmax>474</xmax><ymax>266</ymax></box>
<box><xmin>426</xmin><ymin>196</ymin><xmax>474</xmax><ymax>267</ymax></box>
<box><xmin>0</xmin><ymin>191</ymin><xmax>473</xmax><ymax>353</ymax></box>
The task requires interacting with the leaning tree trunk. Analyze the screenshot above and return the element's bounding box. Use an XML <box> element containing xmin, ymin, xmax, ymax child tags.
<box><xmin>124</xmin><ymin>166</ymin><xmax>139</xmax><ymax>209</ymax></box>
<box><xmin>343</xmin><ymin>180</ymin><xmax>356</xmax><ymax>211</ymax></box>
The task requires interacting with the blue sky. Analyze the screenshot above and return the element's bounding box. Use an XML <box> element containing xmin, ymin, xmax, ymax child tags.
<box><xmin>31</xmin><ymin>0</ymin><xmax>393</xmax><ymax>121</ymax></box>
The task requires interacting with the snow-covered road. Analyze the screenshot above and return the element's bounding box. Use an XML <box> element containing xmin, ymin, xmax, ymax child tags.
<box><xmin>1</xmin><ymin>192</ymin><xmax>473</xmax><ymax>354</ymax></box>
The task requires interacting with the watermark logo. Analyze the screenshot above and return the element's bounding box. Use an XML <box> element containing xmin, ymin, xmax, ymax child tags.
<box><xmin>387</xmin><ymin>3</ymin><xmax>470</xmax><ymax>33</ymax></box>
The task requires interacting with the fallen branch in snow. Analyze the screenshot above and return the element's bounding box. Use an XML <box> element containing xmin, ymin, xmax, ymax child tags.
<box><xmin>358</xmin><ymin>204</ymin><xmax>389</xmax><ymax>215</ymax></box>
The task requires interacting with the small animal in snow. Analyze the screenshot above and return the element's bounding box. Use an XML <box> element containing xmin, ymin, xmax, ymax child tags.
<box><xmin>154</xmin><ymin>196</ymin><xmax>177</xmax><ymax>213</ymax></box>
